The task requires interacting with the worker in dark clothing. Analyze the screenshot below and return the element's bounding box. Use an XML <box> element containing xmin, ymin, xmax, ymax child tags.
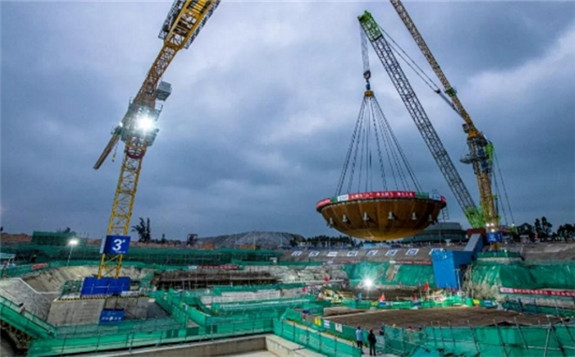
<box><xmin>368</xmin><ymin>329</ymin><xmax>377</xmax><ymax>356</ymax></box>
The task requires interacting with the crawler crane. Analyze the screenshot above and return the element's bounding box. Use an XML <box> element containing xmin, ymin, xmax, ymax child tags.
<box><xmin>94</xmin><ymin>0</ymin><xmax>220</xmax><ymax>278</ymax></box>
<box><xmin>359</xmin><ymin>7</ymin><xmax>503</xmax><ymax>244</ymax></box>
<box><xmin>389</xmin><ymin>0</ymin><xmax>501</xmax><ymax>241</ymax></box>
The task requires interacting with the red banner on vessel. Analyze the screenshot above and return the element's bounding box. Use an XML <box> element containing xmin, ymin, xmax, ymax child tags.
<box><xmin>31</xmin><ymin>263</ymin><xmax>48</xmax><ymax>270</ymax></box>
<box><xmin>316</xmin><ymin>190</ymin><xmax>445</xmax><ymax>210</ymax></box>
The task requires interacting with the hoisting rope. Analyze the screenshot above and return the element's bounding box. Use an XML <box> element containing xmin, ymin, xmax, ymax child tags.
<box><xmin>380</xmin><ymin>27</ymin><xmax>441</xmax><ymax>93</ymax></box>
<box><xmin>336</xmin><ymin>87</ymin><xmax>423</xmax><ymax>196</ymax></box>
<box><xmin>335</xmin><ymin>25</ymin><xmax>428</xmax><ymax>197</ymax></box>
<box><xmin>493</xmin><ymin>149</ymin><xmax>515</xmax><ymax>227</ymax></box>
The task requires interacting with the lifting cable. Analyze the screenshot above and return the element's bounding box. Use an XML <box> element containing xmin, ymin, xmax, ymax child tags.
<box><xmin>494</xmin><ymin>150</ymin><xmax>515</xmax><ymax>227</ymax></box>
<box><xmin>336</xmin><ymin>97</ymin><xmax>366</xmax><ymax>195</ymax></box>
<box><xmin>335</xmin><ymin>25</ymin><xmax>427</xmax><ymax>196</ymax></box>
<box><xmin>491</xmin><ymin>168</ymin><xmax>507</xmax><ymax>226</ymax></box>
<box><xmin>380</xmin><ymin>27</ymin><xmax>441</xmax><ymax>94</ymax></box>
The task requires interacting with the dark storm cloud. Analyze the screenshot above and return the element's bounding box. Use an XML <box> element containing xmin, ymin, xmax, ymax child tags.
<box><xmin>2</xmin><ymin>1</ymin><xmax>573</xmax><ymax>239</ymax></box>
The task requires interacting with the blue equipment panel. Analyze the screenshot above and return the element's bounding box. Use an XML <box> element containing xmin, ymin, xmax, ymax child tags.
<box><xmin>103</xmin><ymin>235</ymin><xmax>131</xmax><ymax>255</ymax></box>
<box><xmin>100</xmin><ymin>309</ymin><xmax>125</xmax><ymax>324</ymax></box>
<box><xmin>486</xmin><ymin>232</ymin><xmax>502</xmax><ymax>243</ymax></box>
<box><xmin>431</xmin><ymin>250</ymin><xmax>472</xmax><ymax>290</ymax></box>
<box><xmin>81</xmin><ymin>277</ymin><xmax>131</xmax><ymax>296</ymax></box>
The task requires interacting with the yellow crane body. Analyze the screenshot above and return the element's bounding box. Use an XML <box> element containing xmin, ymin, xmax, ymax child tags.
<box><xmin>95</xmin><ymin>0</ymin><xmax>220</xmax><ymax>278</ymax></box>
<box><xmin>390</xmin><ymin>0</ymin><xmax>499</xmax><ymax>238</ymax></box>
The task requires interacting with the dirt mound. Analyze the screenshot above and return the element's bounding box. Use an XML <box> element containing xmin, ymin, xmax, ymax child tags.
<box><xmin>325</xmin><ymin>306</ymin><xmax>563</xmax><ymax>331</ymax></box>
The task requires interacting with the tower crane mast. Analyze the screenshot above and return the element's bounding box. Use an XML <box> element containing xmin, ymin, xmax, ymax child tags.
<box><xmin>94</xmin><ymin>0</ymin><xmax>220</xmax><ymax>278</ymax></box>
<box><xmin>358</xmin><ymin>12</ymin><xmax>485</xmax><ymax>232</ymax></box>
<box><xmin>389</xmin><ymin>0</ymin><xmax>499</xmax><ymax>239</ymax></box>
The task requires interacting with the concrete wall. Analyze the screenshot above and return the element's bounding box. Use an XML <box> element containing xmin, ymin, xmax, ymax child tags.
<box><xmin>104</xmin><ymin>296</ymin><xmax>148</xmax><ymax>319</ymax></box>
<box><xmin>102</xmin><ymin>335</ymin><xmax>267</xmax><ymax>357</ymax></box>
<box><xmin>96</xmin><ymin>334</ymin><xmax>327</xmax><ymax>357</ymax></box>
<box><xmin>47</xmin><ymin>298</ymin><xmax>105</xmax><ymax>326</ymax></box>
<box><xmin>47</xmin><ymin>296</ymin><xmax>149</xmax><ymax>326</ymax></box>
<box><xmin>0</xmin><ymin>278</ymin><xmax>57</xmax><ymax>320</ymax></box>
<box><xmin>265</xmin><ymin>335</ymin><xmax>325</xmax><ymax>357</ymax></box>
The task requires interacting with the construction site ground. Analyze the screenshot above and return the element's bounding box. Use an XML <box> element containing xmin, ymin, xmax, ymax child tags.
<box><xmin>324</xmin><ymin>306</ymin><xmax>563</xmax><ymax>332</ymax></box>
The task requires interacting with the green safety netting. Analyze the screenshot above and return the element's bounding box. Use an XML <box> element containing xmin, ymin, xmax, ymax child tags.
<box><xmin>1</xmin><ymin>286</ymin><xmax>317</xmax><ymax>357</ymax></box>
<box><xmin>384</xmin><ymin>323</ymin><xmax>575</xmax><ymax>357</ymax></box>
<box><xmin>2</xmin><ymin>244</ymin><xmax>282</xmax><ymax>266</ymax></box>
<box><xmin>273</xmin><ymin>317</ymin><xmax>361</xmax><ymax>357</ymax></box>
<box><xmin>210</xmin><ymin>282</ymin><xmax>305</xmax><ymax>295</ymax></box>
<box><xmin>340</xmin><ymin>295</ymin><xmax>476</xmax><ymax>310</ymax></box>
<box><xmin>469</xmin><ymin>261</ymin><xmax>575</xmax><ymax>290</ymax></box>
<box><xmin>343</xmin><ymin>261</ymin><xmax>435</xmax><ymax>287</ymax></box>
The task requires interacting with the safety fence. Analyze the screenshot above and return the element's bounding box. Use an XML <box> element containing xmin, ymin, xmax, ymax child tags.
<box><xmin>148</xmin><ymin>288</ymin><xmax>324</xmax><ymax>324</ymax></box>
<box><xmin>273</xmin><ymin>317</ymin><xmax>361</xmax><ymax>357</ymax></box>
<box><xmin>274</xmin><ymin>307</ymin><xmax>575</xmax><ymax>357</ymax></box>
<box><xmin>3</xmin><ymin>285</ymin><xmax>575</xmax><ymax>357</ymax></box>
<box><xmin>18</xmin><ymin>291</ymin><xmax>310</xmax><ymax>356</ymax></box>
<box><xmin>339</xmin><ymin>294</ymin><xmax>488</xmax><ymax>310</ymax></box>
<box><xmin>382</xmin><ymin>322</ymin><xmax>575</xmax><ymax>357</ymax></box>
<box><xmin>0</xmin><ymin>259</ymin><xmax>165</xmax><ymax>279</ymax></box>
<box><xmin>0</xmin><ymin>276</ymin><xmax>325</xmax><ymax>357</ymax></box>
<box><xmin>210</xmin><ymin>282</ymin><xmax>306</xmax><ymax>295</ymax></box>
<box><xmin>231</xmin><ymin>259</ymin><xmax>323</xmax><ymax>267</ymax></box>
<box><xmin>282</xmin><ymin>308</ymin><xmax>390</xmax><ymax>355</ymax></box>
<box><xmin>502</xmin><ymin>300</ymin><xmax>575</xmax><ymax>319</ymax></box>
<box><xmin>27</xmin><ymin>317</ymin><xmax>273</xmax><ymax>357</ymax></box>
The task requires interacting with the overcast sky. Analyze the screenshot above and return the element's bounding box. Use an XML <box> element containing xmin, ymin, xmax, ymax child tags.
<box><xmin>1</xmin><ymin>1</ymin><xmax>574</xmax><ymax>240</ymax></box>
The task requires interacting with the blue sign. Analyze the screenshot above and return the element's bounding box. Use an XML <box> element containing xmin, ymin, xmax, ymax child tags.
<box><xmin>486</xmin><ymin>232</ymin><xmax>502</xmax><ymax>243</ymax></box>
<box><xmin>103</xmin><ymin>235</ymin><xmax>131</xmax><ymax>255</ymax></box>
<box><xmin>81</xmin><ymin>277</ymin><xmax>131</xmax><ymax>296</ymax></box>
<box><xmin>100</xmin><ymin>309</ymin><xmax>125</xmax><ymax>324</ymax></box>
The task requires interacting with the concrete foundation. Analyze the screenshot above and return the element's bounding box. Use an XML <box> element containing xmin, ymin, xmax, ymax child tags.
<box><xmin>265</xmin><ymin>335</ymin><xmax>325</xmax><ymax>357</ymax></box>
<box><xmin>91</xmin><ymin>335</ymin><xmax>267</xmax><ymax>357</ymax></box>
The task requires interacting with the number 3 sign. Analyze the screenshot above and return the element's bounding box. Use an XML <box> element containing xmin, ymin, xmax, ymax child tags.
<box><xmin>103</xmin><ymin>235</ymin><xmax>131</xmax><ymax>255</ymax></box>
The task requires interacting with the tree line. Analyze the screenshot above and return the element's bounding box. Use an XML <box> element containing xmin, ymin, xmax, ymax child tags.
<box><xmin>515</xmin><ymin>216</ymin><xmax>574</xmax><ymax>241</ymax></box>
<box><xmin>129</xmin><ymin>216</ymin><xmax>575</xmax><ymax>244</ymax></box>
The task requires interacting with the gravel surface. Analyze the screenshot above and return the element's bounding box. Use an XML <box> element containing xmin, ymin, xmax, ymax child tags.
<box><xmin>324</xmin><ymin>306</ymin><xmax>563</xmax><ymax>331</ymax></box>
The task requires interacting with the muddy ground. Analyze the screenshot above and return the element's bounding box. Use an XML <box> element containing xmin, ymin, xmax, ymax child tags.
<box><xmin>324</xmin><ymin>306</ymin><xmax>564</xmax><ymax>332</ymax></box>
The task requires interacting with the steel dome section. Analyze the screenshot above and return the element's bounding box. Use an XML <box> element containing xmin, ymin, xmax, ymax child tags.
<box><xmin>316</xmin><ymin>191</ymin><xmax>446</xmax><ymax>240</ymax></box>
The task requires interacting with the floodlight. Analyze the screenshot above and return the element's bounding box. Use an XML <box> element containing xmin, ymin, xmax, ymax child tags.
<box><xmin>135</xmin><ymin>115</ymin><xmax>156</xmax><ymax>133</ymax></box>
<box><xmin>67</xmin><ymin>238</ymin><xmax>79</xmax><ymax>266</ymax></box>
<box><xmin>363</xmin><ymin>278</ymin><xmax>374</xmax><ymax>288</ymax></box>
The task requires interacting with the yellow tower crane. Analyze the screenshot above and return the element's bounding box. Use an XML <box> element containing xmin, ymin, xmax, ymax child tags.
<box><xmin>94</xmin><ymin>0</ymin><xmax>220</xmax><ymax>278</ymax></box>
<box><xmin>389</xmin><ymin>0</ymin><xmax>501</xmax><ymax>242</ymax></box>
